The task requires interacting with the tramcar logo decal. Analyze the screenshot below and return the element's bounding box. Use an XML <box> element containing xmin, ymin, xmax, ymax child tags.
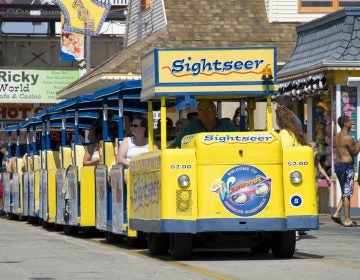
<box><xmin>211</xmin><ymin>164</ymin><xmax>271</xmax><ymax>217</ymax></box>
<box><xmin>202</xmin><ymin>133</ymin><xmax>276</xmax><ymax>145</ymax></box>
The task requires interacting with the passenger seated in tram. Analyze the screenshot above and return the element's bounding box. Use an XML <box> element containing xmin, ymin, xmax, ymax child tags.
<box><xmin>83</xmin><ymin>121</ymin><xmax>102</xmax><ymax>166</ymax></box>
<box><xmin>171</xmin><ymin>100</ymin><xmax>237</xmax><ymax>148</ymax></box>
<box><xmin>117</xmin><ymin>115</ymin><xmax>158</xmax><ymax>183</ymax></box>
<box><xmin>175</xmin><ymin>118</ymin><xmax>188</xmax><ymax>137</ymax></box>
<box><xmin>232</xmin><ymin>106</ymin><xmax>249</xmax><ymax>131</ymax></box>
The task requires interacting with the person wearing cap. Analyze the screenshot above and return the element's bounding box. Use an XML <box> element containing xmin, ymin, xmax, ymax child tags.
<box><xmin>171</xmin><ymin>100</ymin><xmax>237</xmax><ymax>148</ymax></box>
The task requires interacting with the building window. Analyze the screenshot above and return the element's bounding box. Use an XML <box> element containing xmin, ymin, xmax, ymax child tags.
<box><xmin>299</xmin><ymin>0</ymin><xmax>358</xmax><ymax>13</ymax></box>
<box><xmin>141</xmin><ymin>0</ymin><xmax>151</xmax><ymax>11</ymax></box>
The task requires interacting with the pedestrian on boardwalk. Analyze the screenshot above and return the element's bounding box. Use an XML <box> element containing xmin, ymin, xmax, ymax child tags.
<box><xmin>332</xmin><ymin>115</ymin><xmax>360</xmax><ymax>227</ymax></box>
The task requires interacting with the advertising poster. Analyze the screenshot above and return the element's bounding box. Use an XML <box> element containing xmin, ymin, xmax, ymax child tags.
<box><xmin>41</xmin><ymin>170</ymin><xmax>48</xmax><ymax>220</ymax></box>
<box><xmin>60</xmin><ymin>14</ymin><xmax>84</xmax><ymax>61</ymax></box>
<box><xmin>95</xmin><ymin>167</ymin><xmax>107</xmax><ymax>231</ymax></box>
<box><xmin>55</xmin><ymin>170</ymin><xmax>65</xmax><ymax>224</ymax></box>
<box><xmin>11</xmin><ymin>173</ymin><xmax>20</xmax><ymax>214</ymax></box>
<box><xmin>110</xmin><ymin>167</ymin><xmax>124</xmax><ymax>234</ymax></box>
<box><xmin>340</xmin><ymin>86</ymin><xmax>357</xmax><ymax>140</ymax></box>
<box><xmin>2</xmin><ymin>173</ymin><xmax>11</xmax><ymax>213</ymax></box>
<box><xmin>67</xmin><ymin>168</ymin><xmax>78</xmax><ymax>226</ymax></box>
<box><xmin>340</xmin><ymin>85</ymin><xmax>358</xmax><ymax>168</ymax></box>
<box><xmin>28</xmin><ymin>171</ymin><xmax>34</xmax><ymax>216</ymax></box>
<box><xmin>23</xmin><ymin>172</ymin><xmax>29</xmax><ymax>216</ymax></box>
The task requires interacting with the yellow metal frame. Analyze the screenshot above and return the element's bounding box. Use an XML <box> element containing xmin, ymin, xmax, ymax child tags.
<box><xmin>46</xmin><ymin>151</ymin><xmax>60</xmax><ymax>223</ymax></box>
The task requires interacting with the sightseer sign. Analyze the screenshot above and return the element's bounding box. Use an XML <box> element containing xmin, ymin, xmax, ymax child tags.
<box><xmin>169</xmin><ymin>58</ymin><xmax>265</xmax><ymax>76</ymax></box>
<box><xmin>141</xmin><ymin>47</ymin><xmax>278</xmax><ymax>100</ymax></box>
<box><xmin>0</xmin><ymin>71</ymin><xmax>39</xmax><ymax>85</ymax></box>
<box><xmin>0</xmin><ymin>69</ymin><xmax>78</xmax><ymax>103</ymax></box>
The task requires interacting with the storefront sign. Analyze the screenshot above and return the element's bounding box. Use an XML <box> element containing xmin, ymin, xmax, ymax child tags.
<box><xmin>0</xmin><ymin>69</ymin><xmax>78</xmax><ymax>103</ymax></box>
<box><xmin>0</xmin><ymin>104</ymin><xmax>44</xmax><ymax>120</ymax></box>
<box><xmin>141</xmin><ymin>47</ymin><xmax>278</xmax><ymax>100</ymax></box>
<box><xmin>340</xmin><ymin>86</ymin><xmax>357</xmax><ymax>139</ymax></box>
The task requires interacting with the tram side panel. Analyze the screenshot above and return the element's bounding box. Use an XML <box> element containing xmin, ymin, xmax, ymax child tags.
<box><xmin>29</xmin><ymin>155</ymin><xmax>40</xmax><ymax>219</ymax></box>
<box><xmin>44</xmin><ymin>150</ymin><xmax>61</xmax><ymax>223</ymax></box>
<box><xmin>282</xmin><ymin>146</ymin><xmax>318</xmax><ymax>230</ymax></box>
<box><xmin>14</xmin><ymin>158</ymin><xmax>24</xmax><ymax>216</ymax></box>
<box><xmin>3</xmin><ymin>173</ymin><xmax>11</xmax><ymax>213</ymax></box>
<box><xmin>95</xmin><ymin>142</ymin><xmax>115</xmax><ymax>231</ymax></box>
<box><xmin>129</xmin><ymin>149</ymin><xmax>198</xmax><ymax>233</ymax></box>
<box><xmin>80</xmin><ymin>166</ymin><xmax>96</xmax><ymax>227</ymax></box>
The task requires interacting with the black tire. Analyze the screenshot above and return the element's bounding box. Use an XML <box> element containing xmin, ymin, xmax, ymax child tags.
<box><xmin>169</xmin><ymin>233</ymin><xmax>192</xmax><ymax>260</ymax></box>
<box><xmin>147</xmin><ymin>233</ymin><xmax>169</xmax><ymax>255</ymax></box>
<box><xmin>126</xmin><ymin>237</ymin><xmax>147</xmax><ymax>248</ymax></box>
<box><xmin>271</xmin><ymin>231</ymin><xmax>296</xmax><ymax>258</ymax></box>
<box><xmin>64</xmin><ymin>225</ymin><xmax>79</xmax><ymax>236</ymax></box>
<box><xmin>82</xmin><ymin>227</ymin><xmax>99</xmax><ymax>237</ymax></box>
<box><xmin>27</xmin><ymin>216</ymin><xmax>38</xmax><ymax>225</ymax></box>
<box><xmin>42</xmin><ymin>221</ymin><xmax>52</xmax><ymax>229</ymax></box>
<box><xmin>19</xmin><ymin>215</ymin><xmax>28</xmax><ymax>222</ymax></box>
<box><xmin>8</xmin><ymin>213</ymin><xmax>18</xmax><ymax>221</ymax></box>
<box><xmin>53</xmin><ymin>224</ymin><xmax>64</xmax><ymax>231</ymax></box>
<box><xmin>250</xmin><ymin>239</ymin><xmax>271</xmax><ymax>254</ymax></box>
<box><xmin>105</xmin><ymin>232</ymin><xmax>123</xmax><ymax>244</ymax></box>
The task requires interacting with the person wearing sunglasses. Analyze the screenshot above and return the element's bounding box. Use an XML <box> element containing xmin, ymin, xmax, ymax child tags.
<box><xmin>171</xmin><ymin>100</ymin><xmax>237</xmax><ymax>148</ymax></box>
<box><xmin>117</xmin><ymin>115</ymin><xmax>158</xmax><ymax>183</ymax></box>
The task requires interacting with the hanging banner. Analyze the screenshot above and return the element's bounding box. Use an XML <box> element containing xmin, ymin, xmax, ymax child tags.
<box><xmin>61</xmin><ymin>14</ymin><xmax>85</xmax><ymax>61</ymax></box>
<box><xmin>340</xmin><ymin>85</ymin><xmax>357</xmax><ymax>140</ymax></box>
<box><xmin>53</xmin><ymin>0</ymin><xmax>111</xmax><ymax>36</ymax></box>
<box><xmin>0</xmin><ymin>69</ymin><xmax>79</xmax><ymax>103</ymax></box>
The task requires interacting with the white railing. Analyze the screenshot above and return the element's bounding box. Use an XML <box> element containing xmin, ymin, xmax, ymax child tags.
<box><xmin>97</xmin><ymin>0</ymin><xmax>129</xmax><ymax>5</ymax></box>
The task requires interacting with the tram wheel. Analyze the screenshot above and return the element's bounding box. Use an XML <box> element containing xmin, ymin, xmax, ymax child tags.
<box><xmin>64</xmin><ymin>225</ymin><xmax>79</xmax><ymax>236</ymax></box>
<box><xmin>27</xmin><ymin>216</ymin><xmax>38</xmax><ymax>224</ymax></box>
<box><xmin>105</xmin><ymin>232</ymin><xmax>123</xmax><ymax>244</ymax></box>
<box><xmin>271</xmin><ymin>231</ymin><xmax>296</xmax><ymax>258</ymax></box>
<box><xmin>8</xmin><ymin>213</ymin><xmax>18</xmax><ymax>221</ymax></box>
<box><xmin>250</xmin><ymin>241</ymin><xmax>271</xmax><ymax>254</ymax></box>
<box><xmin>53</xmin><ymin>224</ymin><xmax>64</xmax><ymax>231</ymax></box>
<box><xmin>250</xmin><ymin>236</ymin><xmax>271</xmax><ymax>254</ymax></box>
<box><xmin>126</xmin><ymin>237</ymin><xmax>147</xmax><ymax>248</ymax></box>
<box><xmin>169</xmin><ymin>233</ymin><xmax>192</xmax><ymax>260</ymax></box>
<box><xmin>18</xmin><ymin>215</ymin><xmax>27</xmax><ymax>222</ymax></box>
<box><xmin>147</xmin><ymin>233</ymin><xmax>169</xmax><ymax>255</ymax></box>
<box><xmin>42</xmin><ymin>221</ymin><xmax>51</xmax><ymax>229</ymax></box>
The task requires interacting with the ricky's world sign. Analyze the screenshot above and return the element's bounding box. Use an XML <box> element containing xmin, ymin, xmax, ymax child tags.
<box><xmin>140</xmin><ymin>47</ymin><xmax>278</xmax><ymax>100</ymax></box>
<box><xmin>0</xmin><ymin>69</ymin><xmax>79</xmax><ymax>103</ymax></box>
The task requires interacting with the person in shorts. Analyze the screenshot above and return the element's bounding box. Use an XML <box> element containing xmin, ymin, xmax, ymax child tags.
<box><xmin>333</xmin><ymin>115</ymin><xmax>360</xmax><ymax>227</ymax></box>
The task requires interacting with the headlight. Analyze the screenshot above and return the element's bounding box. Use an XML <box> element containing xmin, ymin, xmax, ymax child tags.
<box><xmin>290</xmin><ymin>171</ymin><xmax>302</xmax><ymax>184</ymax></box>
<box><xmin>178</xmin><ymin>174</ymin><xmax>190</xmax><ymax>188</ymax></box>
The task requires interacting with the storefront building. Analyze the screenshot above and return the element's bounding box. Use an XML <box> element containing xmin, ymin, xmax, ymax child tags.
<box><xmin>278</xmin><ymin>8</ymin><xmax>360</xmax><ymax>215</ymax></box>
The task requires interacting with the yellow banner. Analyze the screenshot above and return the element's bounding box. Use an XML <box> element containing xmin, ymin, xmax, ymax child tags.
<box><xmin>54</xmin><ymin>0</ymin><xmax>111</xmax><ymax>36</ymax></box>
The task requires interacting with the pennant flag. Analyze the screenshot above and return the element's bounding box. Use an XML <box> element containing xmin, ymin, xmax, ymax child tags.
<box><xmin>53</xmin><ymin>0</ymin><xmax>111</xmax><ymax>36</ymax></box>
